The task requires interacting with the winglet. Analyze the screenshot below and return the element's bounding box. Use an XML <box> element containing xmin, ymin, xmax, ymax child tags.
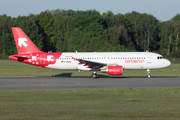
<box><xmin>12</xmin><ymin>27</ymin><xmax>44</xmax><ymax>54</ymax></box>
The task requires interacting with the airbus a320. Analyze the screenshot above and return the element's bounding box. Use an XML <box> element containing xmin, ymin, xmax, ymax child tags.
<box><xmin>9</xmin><ymin>27</ymin><xmax>171</xmax><ymax>78</ymax></box>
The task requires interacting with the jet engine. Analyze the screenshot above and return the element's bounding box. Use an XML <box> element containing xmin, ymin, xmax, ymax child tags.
<box><xmin>101</xmin><ymin>66</ymin><xmax>123</xmax><ymax>75</ymax></box>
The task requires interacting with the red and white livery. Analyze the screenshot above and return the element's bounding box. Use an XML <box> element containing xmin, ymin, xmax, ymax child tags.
<box><xmin>9</xmin><ymin>27</ymin><xmax>171</xmax><ymax>78</ymax></box>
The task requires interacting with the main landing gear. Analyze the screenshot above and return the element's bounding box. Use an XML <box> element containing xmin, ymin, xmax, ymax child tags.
<box><xmin>91</xmin><ymin>71</ymin><xmax>98</xmax><ymax>79</ymax></box>
<box><xmin>147</xmin><ymin>69</ymin><xmax>151</xmax><ymax>78</ymax></box>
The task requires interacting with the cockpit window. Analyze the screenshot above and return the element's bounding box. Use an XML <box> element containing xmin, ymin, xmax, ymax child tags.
<box><xmin>157</xmin><ymin>56</ymin><xmax>165</xmax><ymax>59</ymax></box>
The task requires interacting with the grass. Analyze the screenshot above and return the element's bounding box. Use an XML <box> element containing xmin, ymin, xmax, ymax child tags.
<box><xmin>0</xmin><ymin>88</ymin><xmax>180</xmax><ymax>120</ymax></box>
<box><xmin>1</xmin><ymin>60</ymin><xmax>180</xmax><ymax>119</ymax></box>
<box><xmin>0</xmin><ymin>59</ymin><xmax>179</xmax><ymax>77</ymax></box>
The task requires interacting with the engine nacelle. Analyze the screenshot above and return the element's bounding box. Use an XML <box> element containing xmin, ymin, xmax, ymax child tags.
<box><xmin>101</xmin><ymin>66</ymin><xmax>123</xmax><ymax>75</ymax></box>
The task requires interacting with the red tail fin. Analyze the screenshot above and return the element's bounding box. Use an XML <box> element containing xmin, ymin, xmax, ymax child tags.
<box><xmin>12</xmin><ymin>27</ymin><xmax>44</xmax><ymax>54</ymax></box>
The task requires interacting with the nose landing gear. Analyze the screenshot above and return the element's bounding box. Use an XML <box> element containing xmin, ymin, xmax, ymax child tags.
<box><xmin>147</xmin><ymin>69</ymin><xmax>151</xmax><ymax>78</ymax></box>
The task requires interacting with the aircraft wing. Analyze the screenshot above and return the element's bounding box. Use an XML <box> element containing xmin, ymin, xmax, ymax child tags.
<box><xmin>72</xmin><ymin>57</ymin><xmax>108</xmax><ymax>68</ymax></box>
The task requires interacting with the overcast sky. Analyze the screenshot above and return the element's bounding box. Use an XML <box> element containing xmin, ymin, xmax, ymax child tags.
<box><xmin>1</xmin><ymin>0</ymin><xmax>180</xmax><ymax>21</ymax></box>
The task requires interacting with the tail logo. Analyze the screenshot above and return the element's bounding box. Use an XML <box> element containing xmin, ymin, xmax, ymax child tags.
<box><xmin>18</xmin><ymin>38</ymin><xmax>28</xmax><ymax>47</ymax></box>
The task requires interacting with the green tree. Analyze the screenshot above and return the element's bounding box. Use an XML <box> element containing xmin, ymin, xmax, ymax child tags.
<box><xmin>158</xmin><ymin>21</ymin><xmax>173</xmax><ymax>56</ymax></box>
<box><xmin>0</xmin><ymin>14</ymin><xmax>14</xmax><ymax>58</ymax></box>
<box><xmin>68</xmin><ymin>28</ymin><xmax>82</xmax><ymax>52</ymax></box>
<box><xmin>50</xmin><ymin>9</ymin><xmax>76</xmax><ymax>17</ymax></box>
<box><xmin>102</xmin><ymin>26</ymin><xmax>127</xmax><ymax>52</ymax></box>
<box><xmin>125</xmin><ymin>12</ymin><xmax>159</xmax><ymax>51</ymax></box>
<box><xmin>36</xmin><ymin>11</ymin><xmax>54</xmax><ymax>51</ymax></box>
<box><xmin>138</xmin><ymin>14</ymin><xmax>159</xmax><ymax>51</ymax></box>
<box><xmin>52</xmin><ymin>15</ymin><xmax>73</xmax><ymax>52</ymax></box>
<box><xmin>124</xmin><ymin>11</ymin><xmax>142</xmax><ymax>50</ymax></box>
<box><xmin>73</xmin><ymin>10</ymin><xmax>104</xmax><ymax>30</ymax></box>
<box><xmin>102</xmin><ymin>11</ymin><xmax>116</xmax><ymax>28</ymax></box>
<box><xmin>171</xmin><ymin>14</ymin><xmax>180</xmax><ymax>53</ymax></box>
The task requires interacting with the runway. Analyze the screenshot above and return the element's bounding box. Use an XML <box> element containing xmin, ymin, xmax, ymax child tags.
<box><xmin>0</xmin><ymin>76</ymin><xmax>180</xmax><ymax>91</ymax></box>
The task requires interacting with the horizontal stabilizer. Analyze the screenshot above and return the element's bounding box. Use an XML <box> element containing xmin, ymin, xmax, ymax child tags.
<box><xmin>9</xmin><ymin>54</ymin><xmax>30</xmax><ymax>61</ymax></box>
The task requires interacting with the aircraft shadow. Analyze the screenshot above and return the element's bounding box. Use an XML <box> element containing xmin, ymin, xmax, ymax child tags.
<box><xmin>51</xmin><ymin>73</ymin><xmax>177</xmax><ymax>78</ymax></box>
<box><xmin>54</xmin><ymin>73</ymin><xmax>73</xmax><ymax>77</ymax></box>
<box><xmin>53</xmin><ymin>73</ymin><xmax>117</xmax><ymax>78</ymax></box>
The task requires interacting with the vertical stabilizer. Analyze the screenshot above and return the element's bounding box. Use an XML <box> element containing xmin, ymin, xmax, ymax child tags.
<box><xmin>12</xmin><ymin>27</ymin><xmax>44</xmax><ymax>54</ymax></box>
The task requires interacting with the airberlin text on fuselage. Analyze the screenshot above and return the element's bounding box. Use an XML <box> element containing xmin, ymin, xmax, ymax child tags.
<box><xmin>125</xmin><ymin>59</ymin><xmax>145</xmax><ymax>63</ymax></box>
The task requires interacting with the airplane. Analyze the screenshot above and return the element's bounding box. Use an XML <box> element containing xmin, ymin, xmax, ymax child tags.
<box><xmin>9</xmin><ymin>27</ymin><xmax>171</xmax><ymax>78</ymax></box>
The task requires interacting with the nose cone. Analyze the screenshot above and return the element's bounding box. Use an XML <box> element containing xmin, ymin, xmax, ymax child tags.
<box><xmin>166</xmin><ymin>59</ymin><xmax>171</xmax><ymax>67</ymax></box>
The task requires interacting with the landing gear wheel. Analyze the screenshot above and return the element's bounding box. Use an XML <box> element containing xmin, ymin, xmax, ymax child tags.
<box><xmin>92</xmin><ymin>73</ymin><xmax>97</xmax><ymax>79</ymax></box>
<box><xmin>147</xmin><ymin>69</ymin><xmax>151</xmax><ymax>78</ymax></box>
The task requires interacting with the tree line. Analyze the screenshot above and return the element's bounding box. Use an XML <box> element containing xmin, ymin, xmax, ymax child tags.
<box><xmin>0</xmin><ymin>9</ymin><xmax>180</xmax><ymax>59</ymax></box>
